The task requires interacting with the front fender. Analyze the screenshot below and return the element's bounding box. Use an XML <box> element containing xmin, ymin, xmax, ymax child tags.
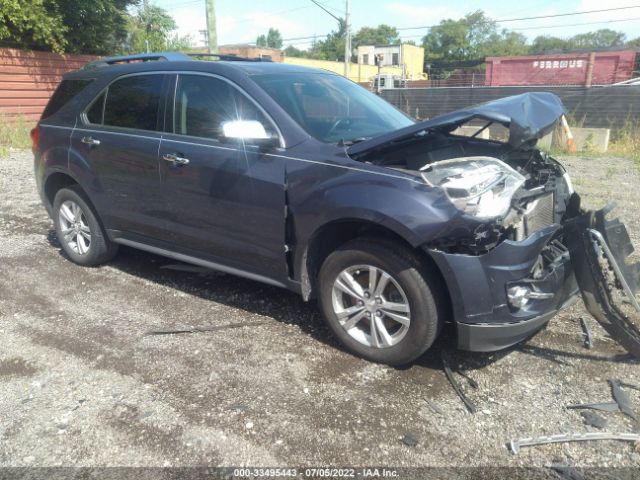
<box><xmin>286</xmin><ymin>160</ymin><xmax>462</xmax><ymax>292</ymax></box>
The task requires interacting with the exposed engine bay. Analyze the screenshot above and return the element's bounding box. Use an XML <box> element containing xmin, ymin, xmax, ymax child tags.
<box><xmin>345</xmin><ymin>92</ymin><xmax>575</xmax><ymax>255</ymax></box>
<box><xmin>353</xmin><ymin>130</ymin><xmax>574</xmax><ymax>254</ymax></box>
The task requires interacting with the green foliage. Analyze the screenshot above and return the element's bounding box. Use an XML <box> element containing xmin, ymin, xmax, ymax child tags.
<box><xmin>125</xmin><ymin>4</ymin><xmax>192</xmax><ymax>53</ymax></box>
<box><xmin>256</xmin><ymin>28</ymin><xmax>283</xmax><ymax>49</ymax></box>
<box><xmin>0</xmin><ymin>0</ymin><xmax>138</xmax><ymax>54</ymax></box>
<box><xmin>0</xmin><ymin>0</ymin><xmax>67</xmax><ymax>52</ymax></box>
<box><xmin>609</xmin><ymin>120</ymin><xmax>640</xmax><ymax>165</ymax></box>
<box><xmin>628</xmin><ymin>37</ymin><xmax>640</xmax><ymax>48</ymax></box>
<box><xmin>352</xmin><ymin>25</ymin><xmax>400</xmax><ymax>48</ymax></box>
<box><xmin>531</xmin><ymin>29</ymin><xmax>628</xmax><ymax>54</ymax></box>
<box><xmin>309</xmin><ymin>19</ymin><xmax>346</xmax><ymax>61</ymax></box>
<box><xmin>57</xmin><ymin>0</ymin><xmax>137</xmax><ymax>54</ymax></box>
<box><xmin>572</xmin><ymin>29</ymin><xmax>626</xmax><ymax>49</ymax></box>
<box><xmin>283</xmin><ymin>45</ymin><xmax>308</xmax><ymax>58</ymax></box>
<box><xmin>0</xmin><ymin>114</ymin><xmax>32</xmax><ymax>157</ymax></box>
<box><xmin>421</xmin><ymin>10</ymin><xmax>528</xmax><ymax>66</ymax></box>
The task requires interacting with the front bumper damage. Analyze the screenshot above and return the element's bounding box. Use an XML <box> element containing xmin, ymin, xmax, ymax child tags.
<box><xmin>428</xmin><ymin>225</ymin><xmax>579</xmax><ymax>352</ymax></box>
<box><xmin>564</xmin><ymin>208</ymin><xmax>640</xmax><ymax>357</ymax></box>
<box><xmin>429</xmin><ymin>206</ymin><xmax>640</xmax><ymax>355</ymax></box>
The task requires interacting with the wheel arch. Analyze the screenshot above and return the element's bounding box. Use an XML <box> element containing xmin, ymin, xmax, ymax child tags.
<box><xmin>43</xmin><ymin>171</ymin><xmax>81</xmax><ymax>212</ymax></box>
<box><xmin>298</xmin><ymin>218</ymin><xmax>452</xmax><ymax>318</ymax></box>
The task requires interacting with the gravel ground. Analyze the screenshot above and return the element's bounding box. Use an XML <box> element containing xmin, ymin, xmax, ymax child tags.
<box><xmin>0</xmin><ymin>149</ymin><xmax>639</xmax><ymax>472</ymax></box>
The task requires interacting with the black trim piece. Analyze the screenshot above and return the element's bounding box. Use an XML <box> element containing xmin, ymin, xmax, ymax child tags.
<box><xmin>457</xmin><ymin>310</ymin><xmax>556</xmax><ymax>352</ymax></box>
<box><xmin>112</xmin><ymin>237</ymin><xmax>288</xmax><ymax>289</ymax></box>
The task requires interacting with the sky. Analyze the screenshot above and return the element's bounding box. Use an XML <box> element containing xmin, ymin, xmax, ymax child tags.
<box><xmin>151</xmin><ymin>0</ymin><xmax>640</xmax><ymax>49</ymax></box>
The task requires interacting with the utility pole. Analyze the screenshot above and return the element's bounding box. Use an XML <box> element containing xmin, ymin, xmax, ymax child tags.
<box><xmin>344</xmin><ymin>0</ymin><xmax>351</xmax><ymax>78</ymax></box>
<box><xmin>205</xmin><ymin>0</ymin><xmax>218</xmax><ymax>53</ymax></box>
<box><xmin>310</xmin><ymin>0</ymin><xmax>351</xmax><ymax>79</ymax></box>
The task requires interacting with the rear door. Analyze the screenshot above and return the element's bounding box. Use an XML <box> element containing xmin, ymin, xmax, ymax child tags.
<box><xmin>70</xmin><ymin>73</ymin><xmax>170</xmax><ymax>238</ymax></box>
<box><xmin>158</xmin><ymin>73</ymin><xmax>287</xmax><ymax>280</ymax></box>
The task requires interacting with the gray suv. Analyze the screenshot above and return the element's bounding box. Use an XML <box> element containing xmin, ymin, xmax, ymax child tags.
<box><xmin>33</xmin><ymin>52</ymin><xmax>640</xmax><ymax>365</ymax></box>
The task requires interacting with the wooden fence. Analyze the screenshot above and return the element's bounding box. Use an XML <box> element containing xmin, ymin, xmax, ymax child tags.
<box><xmin>0</xmin><ymin>48</ymin><xmax>96</xmax><ymax>123</ymax></box>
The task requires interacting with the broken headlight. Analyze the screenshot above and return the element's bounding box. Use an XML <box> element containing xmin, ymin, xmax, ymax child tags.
<box><xmin>421</xmin><ymin>156</ymin><xmax>525</xmax><ymax>219</ymax></box>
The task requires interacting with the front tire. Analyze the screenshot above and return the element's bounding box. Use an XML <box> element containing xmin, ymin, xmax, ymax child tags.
<box><xmin>53</xmin><ymin>186</ymin><xmax>118</xmax><ymax>266</ymax></box>
<box><xmin>318</xmin><ymin>238</ymin><xmax>441</xmax><ymax>366</ymax></box>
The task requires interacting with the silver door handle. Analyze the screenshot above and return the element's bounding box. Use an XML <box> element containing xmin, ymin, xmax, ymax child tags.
<box><xmin>162</xmin><ymin>153</ymin><xmax>190</xmax><ymax>166</ymax></box>
<box><xmin>81</xmin><ymin>136</ymin><xmax>100</xmax><ymax>146</ymax></box>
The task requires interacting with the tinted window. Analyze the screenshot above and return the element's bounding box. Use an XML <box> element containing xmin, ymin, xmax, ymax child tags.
<box><xmin>174</xmin><ymin>74</ymin><xmax>276</xmax><ymax>142</ymax></box>
<box><xmin>86</xmin><ymin>91</ymin><xmax>105</xmax><ymax>124</ymax></box>
<box><xmin>104</xmin><ymin>75</ymin><xmax>164</xmax><ymax>131</ymax></box>
<box><xmin>252</xmin><ymin>73</ymin><xmax>413</xmax><ymax>143</ymax></box>
<box><xmin>42</xmin><ymin>79</ymin><xmax>93</xmax><ymax>120</ymax></box>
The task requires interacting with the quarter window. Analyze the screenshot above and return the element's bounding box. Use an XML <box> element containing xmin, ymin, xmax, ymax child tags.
<box><xmin>173</xmin><ymin>74</ymin><xmax>276</xmax><ymax>142</ymax></box>
<box><xmin>42</xmin><ymin>79</ymin><xmax>93</xmax><ymax>120</ymax></box>
<box><xmin>103</xmin><ymin>75</ymin><xmax>164</xmax><ymax>131</ymax></box>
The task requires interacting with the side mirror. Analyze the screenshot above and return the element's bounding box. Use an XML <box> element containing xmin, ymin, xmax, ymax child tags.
<box><xmin>222</xmin><ymin>120</ymin><xmax>280</xmax><ymax>148</ymax></box>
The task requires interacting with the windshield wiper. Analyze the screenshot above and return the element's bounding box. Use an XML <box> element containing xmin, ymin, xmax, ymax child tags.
<box><xmin>338</xmin><ymin>137</ymin><xmax>371</xmax><ymax>147</ymax></box>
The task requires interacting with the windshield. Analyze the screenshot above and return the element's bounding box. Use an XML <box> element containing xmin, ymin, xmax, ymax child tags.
<box><xmin>252</xmin><ymin>73</ymin><xmax>414</xmax><ymax>144</ymax></box>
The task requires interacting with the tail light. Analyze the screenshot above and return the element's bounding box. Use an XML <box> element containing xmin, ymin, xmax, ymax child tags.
<box><xmin>30</xmin><ymin>126</ymin><xmax>40</xmax><ymax>154</ymax></box>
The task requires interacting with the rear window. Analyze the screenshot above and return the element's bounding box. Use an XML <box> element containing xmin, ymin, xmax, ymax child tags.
<box><xmin>41</xmin><ymin>79</ymin><xmax>93</xmax><ymax>120</ymax></box>
<box><xmin>103</xmin><ymin>75</ymin><xmax>164</xmax><ymax>131</ymax></box>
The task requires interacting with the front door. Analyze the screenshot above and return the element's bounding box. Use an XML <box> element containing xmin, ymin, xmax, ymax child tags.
<box><xmin>158</xmin><ymin>73</ymin><xmax>287</xmax><ymax>281</ymax></box>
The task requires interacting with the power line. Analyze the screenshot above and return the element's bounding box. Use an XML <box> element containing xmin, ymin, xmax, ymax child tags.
<box><xmin>397</xmin><ymin>16</ymin><xmax>640</xmax><ymax>39</ymax></box>
<box><xmin>511</xmin><ymin>16</ymin><xmax>640</xmax><ymax>32</ymax></box>
<box><xmin>284</xmin><ymin>5</ymin><xmax>640</xmax><ymax>45</ymax></box>
<box><xmin>395</xmin><ymin>5</ymin><xmax>640</xmax><ymax>31</ymax></box>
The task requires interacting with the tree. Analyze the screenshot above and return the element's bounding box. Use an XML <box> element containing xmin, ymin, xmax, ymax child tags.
<box><xmin>125</xmin><ymin>4</ymin><xmax>192</xmax><ymax>53</ymax></box>
<box><xmin>0</xmin><ymin>0</ymin><xmax>66</xmax><ymax>52</ymax></box>
<box><xmin>256</xmin><ymin>28</ymin><xmax>283</xmax><ymax>49</ymax></box>
<box><xmin>310</xmin><ymin>19</ymin><xmax>346</xmax><ymax>61</ymax></box>
<box><xmin>421</xmin><ymin>11</ymin><xmax>498</xmax><ymax>63</ymax></box>
<box><xmin>530</xmin><ymin>35</ymin><xmax>571</xmax><ymax>54</ymax></box>
<box><xmin>628</xmin><ymin>37</ymin><xmax>640</xmax><ymax>48</ymax></box>
<box><xmin>571</xmin><ymin>29</ymin><xmax>626</xmax><ymax>49</ymax></box>
<box><xmin>0</xmin><ymin>0</ymin><xmax>138</xmax><ymax>54</ymax></box>
<box><xmin>532</xmin><ymin>29</ymin><xmax>628</xmax><ymax>54</ymax></box>
<box><xmin>352</xmin><ymin>24</ymin><xmax>400</xmax><ymax>48</ymax></box>
<box><xmin>283</xmin><ymin>45</ymin><xmax>308</xmax><ymax>57</ymax></box>
<box><xmin>58</xmin><ymin>0</ymin><xmax>138</xmax><ymax>54</ymax></box>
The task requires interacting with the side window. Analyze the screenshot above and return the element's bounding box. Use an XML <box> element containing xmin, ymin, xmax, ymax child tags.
<box><xmin>42</xmin><ymin>79</ymin><xmax>93</xmax><ymax>120</ymax></box>
<box><xmin>103</xmin><ymin>75</ymin><xmax>164</xmax><ymax>131</ymax></box>
<box><xmin>173</xmin><ymin>74</ymin><xmax>276</xmax><ymax>142</ymax></box>
<box><xmin>86</xmin><ymin>91</ymin><xmax>105</xmax><ymax>124</ymax></box>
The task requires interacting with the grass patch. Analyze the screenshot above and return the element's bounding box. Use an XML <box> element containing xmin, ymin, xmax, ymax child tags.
<box><xmin>608</xmin><ymin>121</ymin><xmax>640</xmax><ymax>167</ymax></box>
<box><xmin>0</xmin><ymin>114</ymin><xmax>33</xmax><ymax>157</ymax></box>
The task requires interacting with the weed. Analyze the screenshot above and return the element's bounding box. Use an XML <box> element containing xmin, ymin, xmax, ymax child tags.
<box><xmin>0</xmin><ymin>114</ymin><xmax>33</xmax><ymax>156</ymax></box>
<box><xmin>608</xmin><ymin>120</ymin><xmax>640</xmax><ymax>167</ymax></box>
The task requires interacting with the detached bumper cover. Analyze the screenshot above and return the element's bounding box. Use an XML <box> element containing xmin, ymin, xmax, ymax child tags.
<box><xmin>564</xmin><ymin>208</ymin><xmax>640</xmax><ymax>356</ymax></box>
<box><xmin>428</xmin><ymin>225</ymin><xmax>579</xmax><ymax>352</ymax></box>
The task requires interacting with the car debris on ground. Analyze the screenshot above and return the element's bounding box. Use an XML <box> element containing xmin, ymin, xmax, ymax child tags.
<box><xmin>145</xmin><ymin>321</ymin><xmax>270</xmax><ymax>336</ymax></box>
<box><xmin>441</xmin><ymin>352</ymin><xmax>478</xmax><ymax>413</ymax></box>
<box><xmin>508</xmin><ymin>432</ymin><xmax>640</xmax><ymax>454</ymax></box>
<box><xmin>579</xmin><ymin>317</ymin><xmax>593</xmax><ymax>349</ymax></box>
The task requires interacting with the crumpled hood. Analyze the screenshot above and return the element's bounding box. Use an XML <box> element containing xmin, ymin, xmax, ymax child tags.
<box><xmin>347</xmin><ymin>92</ymin><xmax>566</xmax><ymax>156</ymax></box>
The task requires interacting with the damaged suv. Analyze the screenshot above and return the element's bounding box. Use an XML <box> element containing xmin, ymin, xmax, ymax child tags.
<box><xmin>34</xmin><ymin>53</ymin><xmax>640</xmax><ymax>365</ymax></box>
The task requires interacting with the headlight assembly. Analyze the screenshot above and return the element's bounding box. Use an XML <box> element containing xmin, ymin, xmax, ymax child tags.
<box><xmin>421</xmin><ymin>156</ymin><xmax>525</xmax><ymax>219</ymax></box>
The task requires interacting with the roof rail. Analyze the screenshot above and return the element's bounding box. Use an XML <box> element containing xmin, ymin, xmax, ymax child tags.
<box><xmin>82</xmin><ymin>52</ymin><xmax>191</xmax><ymax>70</ymax></box>
<box><xmin>187</xmin><ymin>53</ymin><xmax>273</xmax><ymax>62</ymax></box>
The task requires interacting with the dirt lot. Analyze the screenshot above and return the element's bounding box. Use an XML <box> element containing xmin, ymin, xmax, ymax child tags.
<box><xmin>0</xmin><ymin>149</ymin><xmax>639</xmax><ymax>472</ymax></box>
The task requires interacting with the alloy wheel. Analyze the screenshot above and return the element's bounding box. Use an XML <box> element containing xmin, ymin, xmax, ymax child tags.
<box><xmin>331</xmin><ymin>264</ymin><xmax>411</xmax><ymax>348</ymax></box>
<box><xmin>58</xmin><ymin>200</ymin><xmax>92</xmax><ymax>255</ymax></box>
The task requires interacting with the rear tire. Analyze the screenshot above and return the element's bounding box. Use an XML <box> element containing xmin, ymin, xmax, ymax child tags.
<box><xmin>53</xmin><ymin>186</ymin><xmax>118</xmax><ymax>266</ymax></box>
<box><xmin>318</xmin><ymin>238</ymin><xmax>441</xmax><ymax>366</ymax></box>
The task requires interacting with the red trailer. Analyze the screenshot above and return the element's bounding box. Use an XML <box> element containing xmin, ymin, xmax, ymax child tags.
<box><xmin>485</xmin><ymin>51</ymin><xmax>637</xmax><ymax>87</ymax></box>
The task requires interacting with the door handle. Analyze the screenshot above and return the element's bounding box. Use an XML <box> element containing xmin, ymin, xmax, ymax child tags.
<box><xmin>81</xmin><ymin>136</ymin><xmax>100</xmax><ymax>146</ymax></box>
<box><xmin>162</xmin><ymin>153</ymin><xmax>190</xmax><ymax>166</ymax></box>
